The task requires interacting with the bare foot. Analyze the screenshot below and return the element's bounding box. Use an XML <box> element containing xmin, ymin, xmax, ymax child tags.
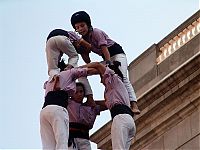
<box><xmin>131</xmin><ymin>101</ymin><xmax>140</xmax><ymax>115</ymax></box>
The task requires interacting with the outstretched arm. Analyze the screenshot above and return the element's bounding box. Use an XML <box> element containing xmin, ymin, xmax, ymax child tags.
<box><xmin>86</xmin><ymin>67</ymin><xmax>99</xmax><ymax>76</ymax></box>
<box><xmin>82</xmin><ymin>62</ymin><xmax>106</xmax><ymax>75</ymax></box>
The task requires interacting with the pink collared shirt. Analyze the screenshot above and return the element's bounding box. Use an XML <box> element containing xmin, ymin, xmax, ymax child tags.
<box><xmin>44</xmin><ymin>67</ymin><xmax>88</xmax><ymax>97</ymax></box>
<box><xmin>103</xmin><ymin>67</ymin><xmax>130</xmax><ymax>110</ymax></box>
<box><xmin>83</xmin><ymin>28</ymin><xmax>115</xmax><ymax>56</ymax></box>
<box><xmin>67</xmin><ymin>99</ymin><xmax>100</xmax><ymax>129</ymax></box>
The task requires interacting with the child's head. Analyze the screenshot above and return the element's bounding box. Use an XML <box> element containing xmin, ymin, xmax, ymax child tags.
<box><xmin>71</xmin><ymin>82</ymin><xmax>86</xmax><ymax>103</ymax></box>
<box><xmin>108</xmin><ymin>61</ymin><xmax>124</xmax><ymax>81</ymax></box>
<box><xmin>71</xmin><ymin>11</ymin><xmax>92</xmax><ymax>36</ymax></box>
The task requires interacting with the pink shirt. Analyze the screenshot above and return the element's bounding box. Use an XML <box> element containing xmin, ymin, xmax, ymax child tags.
<box><xmin>83</xmin><ymin>28</ymin><xmax>115</xmax><ymax>56</ymax></box>
<box><xmin>67</xmin><ymin>99</ymin><xmax>100</xmax><ymax>129</ymax></box>
<box><xmin>103</xmin><ymin>67</ymin><xmax>130</xmax><ymax>110</ymax></box>
<box><xmin>44</xmin><ymin>67</ymin><xmax>88</xmax><ymax>97</ymax></box>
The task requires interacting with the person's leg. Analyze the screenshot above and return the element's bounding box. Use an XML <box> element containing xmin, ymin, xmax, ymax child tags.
<box><xmin>40</xmin><ymin>107</ymin><xmax>56</xmax><ymax>149</ymax></box>
<box><xmin>76</xmin><ymin>62</ymin><xmax>94</xmax><ymax>106</ymax></box>
<box><xmin>68</xmin><ymin>139</ymin><xmax>78</xmax><ymax>150</ymax></box>
<box><xmin>58</xmin><ymin>36</ymin><xmax>79</xmax><ymax>68</ymax></box>
<box><xmin>111</xmin><ymin>114</ymin><xmax>132</xmax><ymax>149</ymax></box>
<box><xmin>111</xmin><ymin>54</ymin><xmax>140</xmax><ymax>114</ymax></box>
<box><xmin>68</xmin><ymin>144</ymin><xmax>77</xmax><ymax>150</ymax></box>
<box><xmin>51</xmin><ymin>106</ymin><xmax>69</xmax><ymax>150</ymax></box>
<box><xmin>111</xmin><ymin>114</ymin><xmax>135</xmax><ymax>150</ymax></box>
<box><xmin>45</xmin><ymin>37</ymin><xmax>61</xmax><ymax>75</ymax></box>
<box><xmin>75</xmin><ymin>138</ymin><xmax>91</xmax><ymax>150</ymax></box>
<box><xmin>124</xmin><ymin>115</ymin><xmax>136</xmax><ymax>149</ymax></box>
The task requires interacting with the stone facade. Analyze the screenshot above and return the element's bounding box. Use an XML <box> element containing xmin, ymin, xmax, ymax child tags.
<box><xmin>90</xmin><ymin>10</ymin><xmax>200</xmax><ymax>150</ymax></box>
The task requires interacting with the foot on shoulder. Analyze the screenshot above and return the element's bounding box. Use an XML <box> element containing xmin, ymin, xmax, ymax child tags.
<box><xmin>131</xmin><ymin>101</ymin><xmax>140</xmax><ymax>115</ymax></box>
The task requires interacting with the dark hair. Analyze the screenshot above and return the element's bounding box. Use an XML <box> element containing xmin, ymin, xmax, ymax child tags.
<box><xmin>58</xmin><ymin>59</ymin><xmax>67</xmax><ymax>71</ymax></box>
<box><xmin>71</xmin><ymin>11</ymin><xmax>92</xmax><ymax>29</ymax></box>
<box><xmin>76</xmin><ymin>82</ymin><xmax>86</xmax><ymax>97</ymax></box>
<box><xmin>108</xmin><ymin>61</ymin><xmax>124</xmax><ymax>81</ymax></box>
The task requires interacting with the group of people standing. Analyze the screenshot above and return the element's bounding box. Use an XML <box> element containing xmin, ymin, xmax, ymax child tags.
<box><xmin>40</xmin><ymin>11</ymin><xmax>140</xmax><ymax>150</ymax></box>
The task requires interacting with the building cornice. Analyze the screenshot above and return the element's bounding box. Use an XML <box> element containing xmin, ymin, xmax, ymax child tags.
<box><xmin>90</xmin><ymin>51</ymin><xmax>200</xmax><ymax>149</ymax></box>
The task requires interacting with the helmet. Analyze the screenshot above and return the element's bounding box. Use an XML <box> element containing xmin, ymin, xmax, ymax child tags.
<box><xmin>71</xmin><ymin>11</ymin><xmax>91</xmax><ymax>29</ymax></box>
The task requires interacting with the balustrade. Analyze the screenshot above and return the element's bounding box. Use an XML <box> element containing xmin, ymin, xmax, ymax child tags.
<box><xmin>157</xmin><ymin>18</ymin><xmax>200</xmax><ymax>64</ymax></box>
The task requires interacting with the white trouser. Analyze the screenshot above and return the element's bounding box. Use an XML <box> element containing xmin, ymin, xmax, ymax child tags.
<box><xmin>111</xmin><ymin>53</ymin><xmax>137</xmax><ymax>102</ymax></box>
<box><xmin>68</xmin><ymin>138</ymin><xmax>91</xmax><ymax>150</ymax></box>
<box><xmin>40</xmin><ymin>105</ymin><xmax>69</xmax><ymax>150</ymax></box>
<box><xmin>45</xmin><ymin>36</ymin><xmax>92</xmax><ymax>95</ymax></box>
<box><xmin>111</xmin><ymin>114</ymin><xmax>136</xmax><ymax>150</ymax></box>
<box><xmin>46</xmin><ymin>36</ymin><xmax>79</xmax><ymax>75</ymax></box>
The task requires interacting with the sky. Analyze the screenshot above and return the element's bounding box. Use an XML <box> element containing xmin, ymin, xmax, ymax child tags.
<box><xmin>0</xmin><ymin>0</ymin><xmax>199</xmax><ymax>149</ymax></box>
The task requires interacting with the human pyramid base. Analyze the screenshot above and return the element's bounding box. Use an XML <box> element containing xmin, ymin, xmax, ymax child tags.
<box><xmin>40</xmin><ymin>11</ymin><xmax>140</xmax><ymax>150</ymax></box>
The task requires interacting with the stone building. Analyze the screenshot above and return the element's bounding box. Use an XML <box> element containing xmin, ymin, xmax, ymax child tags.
<box><xmin>90</xmin><ymin>10</ymin><xmax>200</xmax><ymax>150</ymax></box>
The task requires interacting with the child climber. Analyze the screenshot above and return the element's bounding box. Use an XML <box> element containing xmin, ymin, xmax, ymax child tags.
<box><xmin>70</xmin><ymin>11</ymin><xmax>140</xmax><ymax>114</ymax></box>
<box><xmin>67</xmin><ymin>82</ymin><xmax>106</xmax><ymax>150</ymax></box>
<box><xmin>45</xmin><ymin>28</ymin><xmax>93</xmax><ymax>104</ymax></box>
<box><xmin>46</xmin><ymin>28</ymin><xmax>90</xmax><ymax>80</ymax></box>
<box><xmin>82</xmin><ymin>61</ymin><xmax>136</xmax><ymax>149</ymax></box>
<box><xmin>40</xmin><ymin>63</ymin><xmax>97</xmax><ymax>149</ymax></box>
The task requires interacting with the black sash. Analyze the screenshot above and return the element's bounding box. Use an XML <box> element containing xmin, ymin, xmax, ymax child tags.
<box><xmin>69</xmin><ymin>122</ymin><xmax>90</xmax><ymax>139</ymax></box>
<box><xmin>47</xmin><ymin>29</ymin><xmax>69</xmax><ymax>41</ymax></box>
<box><xmin>68</xmin><ymin>122</ymin><xmax>90</xmax><ymax>147</ymax></box>
<box><xmin>102</xmin><ymin>43</ymin><xmax>125</xmax><ymax>59</ymax></box>
<box><xmin>110</xmin><ymin>104</ymin><xmax>134</xmax><ymax>119</ymax></box>
<box><xmin>42</xmin><ymin>90</ymin><xmax>68</xmax><ymax>109</ymax></box>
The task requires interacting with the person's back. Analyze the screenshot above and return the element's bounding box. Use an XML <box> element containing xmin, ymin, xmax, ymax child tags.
<box><xmin>40</xmin><ymin>67</ymin><xmax>91</xmax><ymax>150</ymax></box>
<box><xmin>40</xmin><ymin>75</ymin><xmax>69</xmax><ymax>150</ymax></box>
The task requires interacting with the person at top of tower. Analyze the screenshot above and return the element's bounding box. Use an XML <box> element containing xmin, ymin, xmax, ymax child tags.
<box><xmin>70</xmin><ymin>11</ymin><xmax>140</xmax><ymax>114</ymax></box>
